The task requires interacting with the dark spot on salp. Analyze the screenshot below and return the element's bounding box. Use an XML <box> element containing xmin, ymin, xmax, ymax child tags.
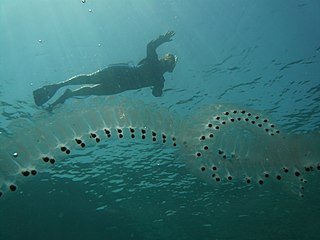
<box><xmin>50</xmin><ymin>158</ymin><xmax>56</xmax><ymax>164</ymax></box>
<box><xmin>218</xmin><ymin>149</ymin><xmax>224</xmax><ymax>155</ymax></box>
<box><xmin>233</xmin><ymin>110</ymin><xmax>237</xmax><ymax>114</ymax></box>
<box><xmin>117</xmin><ymin>128</ymin><xmax>122</xmax><ymax>134</ymax></box>
<box><xmin>255</xmin><ymin>116</ymin><xmax>260</xmax><ymax>119</ymax></box>
<box><xmin>118</xmin><ymin>134</ymin><xmax>123</xmax><ymax>138</ymax></box>
<box><xmin>75</xmin><ymin>139</ymin><xmax>82</xmax><ymax>144</ymax></box>
<box><xmin>221</xmin><ymin>121</ymin><xmax>226</xmax><ymax>125</ymax></box>
<box><xmin>162</xmin><ymin>134</ymin><xmax>166</xmax><ymax>139</ymax></box>
<box><xmin>216</xmin><ymin>177</ymin><xmax>221</xmax><ymax>182</ymax></box>
<box><xmin>305</xmin><ymin>167</ymin><xmax>310</xmax><ymax>172</ymax></box>
<box><xmin>230</xmin><ymin>118</ymin><xmax>235</xmax><ymax>122</ymax></box>
<box><xmin>265</xmin><ymin>128</ymin><xmax>269</xmax><ymax>132</ymax></box>
<box><xmin>104</xmin><ymin>129</ymin><xmax>110</xmax><ymax>134</ymax></box>
<box><xmin>251</xmin><ymin>121</ymin><xmax>255</xmax><ymax>124</ymax></box>
<box><xmin>90</xmin><ymin>133</ymin><xmax>97</xmax><ymax>138</ymax></box>
<box><xmin>270</xmin><ymin>124</ymin><xmax>275</xmax><ymax>128</ymax></box>
<box><xmin>212</xmin><ymin>166</ymin><xmax>217</xmax><ymax>171</ymax></box>
<box><xmin>209</xmin><ymin>133</ymin><xmax>214</xmax><ymax>138</ymax></box>
<box><xmin>172</xmin><ymin>137</ymin><xmax>176</xmax><ymax>141</ymax></box>
<box><xmin>131</xmin><ymin>134</ymin><xmax>135</xmax><ymax>139</ymax></box>
<box><xmin>9</xmin><ymin>184</ymin><xmax>17</xmax><ymax>192</ymax></box>
<box><xmin>130</xmin><ymin>128</ymin><xmax>135</xmax><ymax>133</ymax></box>
<box><xmin>163</xmin><ymin>139</ymin><xmax>166</xmax><ymax>143</ymax></box>
<box><xmin>203</xmin><ymin>146</ymin><xmax>209</xmax><ymax>150</ymax></box>
<box><xmin>264</xmin><ymin>173</ymin><xmax>269</xmax><ymax>178</ymax></box>
<box><xmin>283</xmin><ymin>167</ymin><xmax>289</xmax><ymax>173</ymax></box>
<box><xmin>295</xmin><ymin>171</ymin><xmax>300</xmax><ymax>177</ymax></box>
<box><xmin>241</xmin><ymin>110</ymin><xmax>246</xmax><ymax>114</ymax></box>
<box><xmin>227</xmin><ymin>176</ymin><xmax>233</xmax><ymax>181</ymax></box>
<box><xmin>66</xmin><ymin>149</ymin><xmax>71</xmax><ymax>154</ymax></box>
<box><xmin>21</xmin><ymin>171</ymin><xmax>30</xmax><ymax>177</ymax></box>
<box><xmin>152</xmin><ymin>131</ymin><xmax>156</xmax><ymax>136</ymax></box>
<box><xmin>208</xmin><ymin>123</ymin><xmax>213</xmax><ymax>128</ymax></box>
<box><xmin>200</xmin><ymin>136</ymin><xmax>206</xmax><ymax>140</ymax></box>
<box><xmin>173</xmin><ymin>143</ymin><xmax>177</xmax><ymax>147</ymax></box>
<box><xmin>301</xmin><ymin>186</ymin><xmax>305</xmax><ymax>190</ymax></box>
<box><xmin>141</xmin><ymin>129</ymin><xmax>146</xmax><ymax>134</ymax></box>
<box><xmin>247</xmin><ymin>113</ymin><xmax>252</xmax><ymax>116</ymax></box>
<box><xmin>258</xmin><ymin>124</ymin><xmax>262</xmax><ymax>127</ymax></box>
<box><xmin>60</xmin><ymin>146</ymin><xmax>67</xmax><ymax>152</ymax></box>
<box><xmin>95</xmin><ymin>138</ymin><xmax>100</xmax><ymax>143</ymax></box>
<box><xmin>237</xmin><ymin>117</ymin><xmax>241</xmax><ymax>121</ymax></box>
<box><xmin>0</xmin><ymin>192</ymin><xmax>2</xmax><ymax>197</ymax></box>
<box><xmin>31</xmin><ymin>170</ymin><xmax>37</xmax><ymax>176</ymax></box>
<box><xmin>196</xmin><ymin>152</ymin><xmax>201</xmax><ymax>157</ymax></box>
<box><xmin>246</xmin><ymin>178</ymin><xmax>251</xmax><ymax>184</ymax></box>
<box><xmin>259</xmin><ymin>180</ymin><xmax>264</xmax><ymax>185</ymax></box>
<box><xmin>317</xmin><ymin>164</ymin><xmax>320</xmax><ymax>170</ymax></box>
<box><xmin>276</xmin><ymin>175</ymin><xmax>281</xmax><ymax>180</ymax></box>
<box><xmin>212</xmin><ymin>174</ymin><xmax>216</xmax><ymax>178</ymax></box>
<box><xmin>276</xmin><ymin>130</ymin><xmax>280</xmax><ymax>134</ymax></box>
<box><xmin>222</xmin><ymin>155</ymin><xmax>227</xmax><ymax>159</ymax></box>
<box><xmin>142</xmin><ymin>135</ymin><xmax>146</xmax><ymax>140</ymax></box>
<box><xmin>107</xmin><ymin>134</ymin><xmax>111</xmax><ymax>138</ymax></box>
<box><xmin>224</xmin><ymin>112</ymin><xmax>229</xmax><ymax>116</ymax></box>
<box><xmin>215</xmin><ymin>126</ymin><xmax>220</xmax><ymax>130</ymax></box>
<box><xmin>42</xmin><ymin>157</ymin><xmax>50</xmax><ymax>163</ymax></box>
<box><xmin>201</xmin><ymin>167</ymin><xmax>206</xmax><ymax>172</ymax></box>
<box><xmin>216</xmin><ymin>116</ymin><xmax>220</xmax><ymax>120</ymax></box>
<box><xmin>245</xmin><ymin>118</ymin><xmax>249</xmax><ymax>122</ymax></box>
<box><xmin>304</xmin><ymin>180</ymin><xmax>308</xmax><ymax>184</ymax></box>
<box><xmin>81</xmin><ymin>143</ymin><xmax>86</xmax><ymax>148</ymax></box>
<box><xmin>263</xmin><ymin>119</ymin><xmax>268</xmax><ymax>123</ymax></box>
<box><xmin>152</xmin><ymin>137</ymin><xmax>156</xmax><ymax>142</ymax></box>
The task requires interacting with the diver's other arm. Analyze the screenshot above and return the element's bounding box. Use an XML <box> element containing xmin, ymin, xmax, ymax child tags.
<box><xmin>147</xmin><ymin>31</ymin><xmax>175</xmax><ymax>58</ymax></box>
<box><xmin>151</xmin><ymin>80</ymin><xmax>164</xmax><ymax>97</ymax></box>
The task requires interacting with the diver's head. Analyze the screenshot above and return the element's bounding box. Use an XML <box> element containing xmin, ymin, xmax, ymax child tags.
<box><xmin>160</xmin><ymin>53</ymin><xmax>177</xmax><ymax>73</ymax></box>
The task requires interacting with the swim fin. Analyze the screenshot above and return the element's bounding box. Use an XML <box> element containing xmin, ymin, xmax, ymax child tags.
<box><xmin>33</xmin><ymin>85</ymin><xmax>59</xmax><ymax>106</ymax></box>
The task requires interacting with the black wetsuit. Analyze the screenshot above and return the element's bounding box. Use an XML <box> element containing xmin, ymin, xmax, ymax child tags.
<box><xmin>94</xmin><ymin>40</ymin><xmax>165</xmax><ymax>97</ymax></box>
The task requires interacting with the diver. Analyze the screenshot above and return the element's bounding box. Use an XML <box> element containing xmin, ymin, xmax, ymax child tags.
<box><xmin>33</xmin><ymin>30</ymin><xmax>177</xmax><ymax>109</ymax></box>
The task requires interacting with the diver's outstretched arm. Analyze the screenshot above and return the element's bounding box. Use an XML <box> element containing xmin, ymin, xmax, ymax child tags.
<box><xmin>147</xmin><ymin>31</ymin><xmax>175</xmax><ymax>59</ymax></box>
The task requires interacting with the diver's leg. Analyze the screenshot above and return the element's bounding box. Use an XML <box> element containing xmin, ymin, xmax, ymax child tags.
<box><xmin>33</xmin><ymin>69</ymin><xmax>109</xmax><ymax>106</ymax></box>
<box><xmin>48</xmin><ymin>84</ymin><xmax>111</xmax><ymax>110</ymax></box>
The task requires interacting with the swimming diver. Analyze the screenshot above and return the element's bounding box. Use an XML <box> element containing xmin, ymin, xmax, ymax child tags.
<box><xmin>33</xmin><ymin>30</ymin><xmax>177</xmax><ymax>109</ymax></box>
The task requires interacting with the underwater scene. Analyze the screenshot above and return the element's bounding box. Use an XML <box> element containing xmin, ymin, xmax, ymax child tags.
<box><xmin>0</xmin><ymin>0</ymin><xmax>319</xmax><ymax>239</ymax></box>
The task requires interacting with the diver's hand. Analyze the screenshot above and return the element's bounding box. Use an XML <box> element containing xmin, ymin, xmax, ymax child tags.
<box><xmin>159</xmin><ymin>30</ymin><xmax>175</xmax><ymax>43</ymax></box>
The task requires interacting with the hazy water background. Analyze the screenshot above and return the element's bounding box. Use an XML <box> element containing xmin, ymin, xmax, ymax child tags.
<box><xmin>0</xmin><ymin>0</ymin><xmax>319</xmax><ymax>239</ymax></box>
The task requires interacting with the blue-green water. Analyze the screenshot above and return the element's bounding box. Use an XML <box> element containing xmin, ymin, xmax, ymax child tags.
<box><xmin>0</xmin><ymin>0</ymin><xmax>320</xmax><ymax>239</ymax></box>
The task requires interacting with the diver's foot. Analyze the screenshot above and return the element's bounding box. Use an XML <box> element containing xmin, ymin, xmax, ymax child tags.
<box><xmin>46</xmin><ymin>89</ymin><xmax>72</xmax><ymax>111</ymax></box>
<box><xmin>33</xmin><ymin>84</ymin><xmax>60</xmax><ymax>106</ymax></box>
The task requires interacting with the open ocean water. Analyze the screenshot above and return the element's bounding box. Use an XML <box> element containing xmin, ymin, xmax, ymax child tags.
<box><xmin>0</xmin><ymin>1</ymin><xmax>319</xmax><ymax>240</ymax></box>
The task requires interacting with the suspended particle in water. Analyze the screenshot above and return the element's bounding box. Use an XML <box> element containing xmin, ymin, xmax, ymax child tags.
<box><xmin>98</xmin><ymin>43</ymin><xmax>101</xmax><ymax>47</ymax></box>
<box><xmin>82</xmin><ymin>0</ymin><xmax>86</xmax><ymax>3</ymax></box>
<box><xmin>38</xmin><ymin>39</ymin><xmax>42</xmax><ymax>43</ymax></box>
<box><xmin>13</xmin><ymin>152</ymin><xmax>18</xmax><ymax>158</ymax></box>
<box><xmin>89</xmin><ymin>9</ymin><xmax>92</xmax><ymax>12</ymax></box>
